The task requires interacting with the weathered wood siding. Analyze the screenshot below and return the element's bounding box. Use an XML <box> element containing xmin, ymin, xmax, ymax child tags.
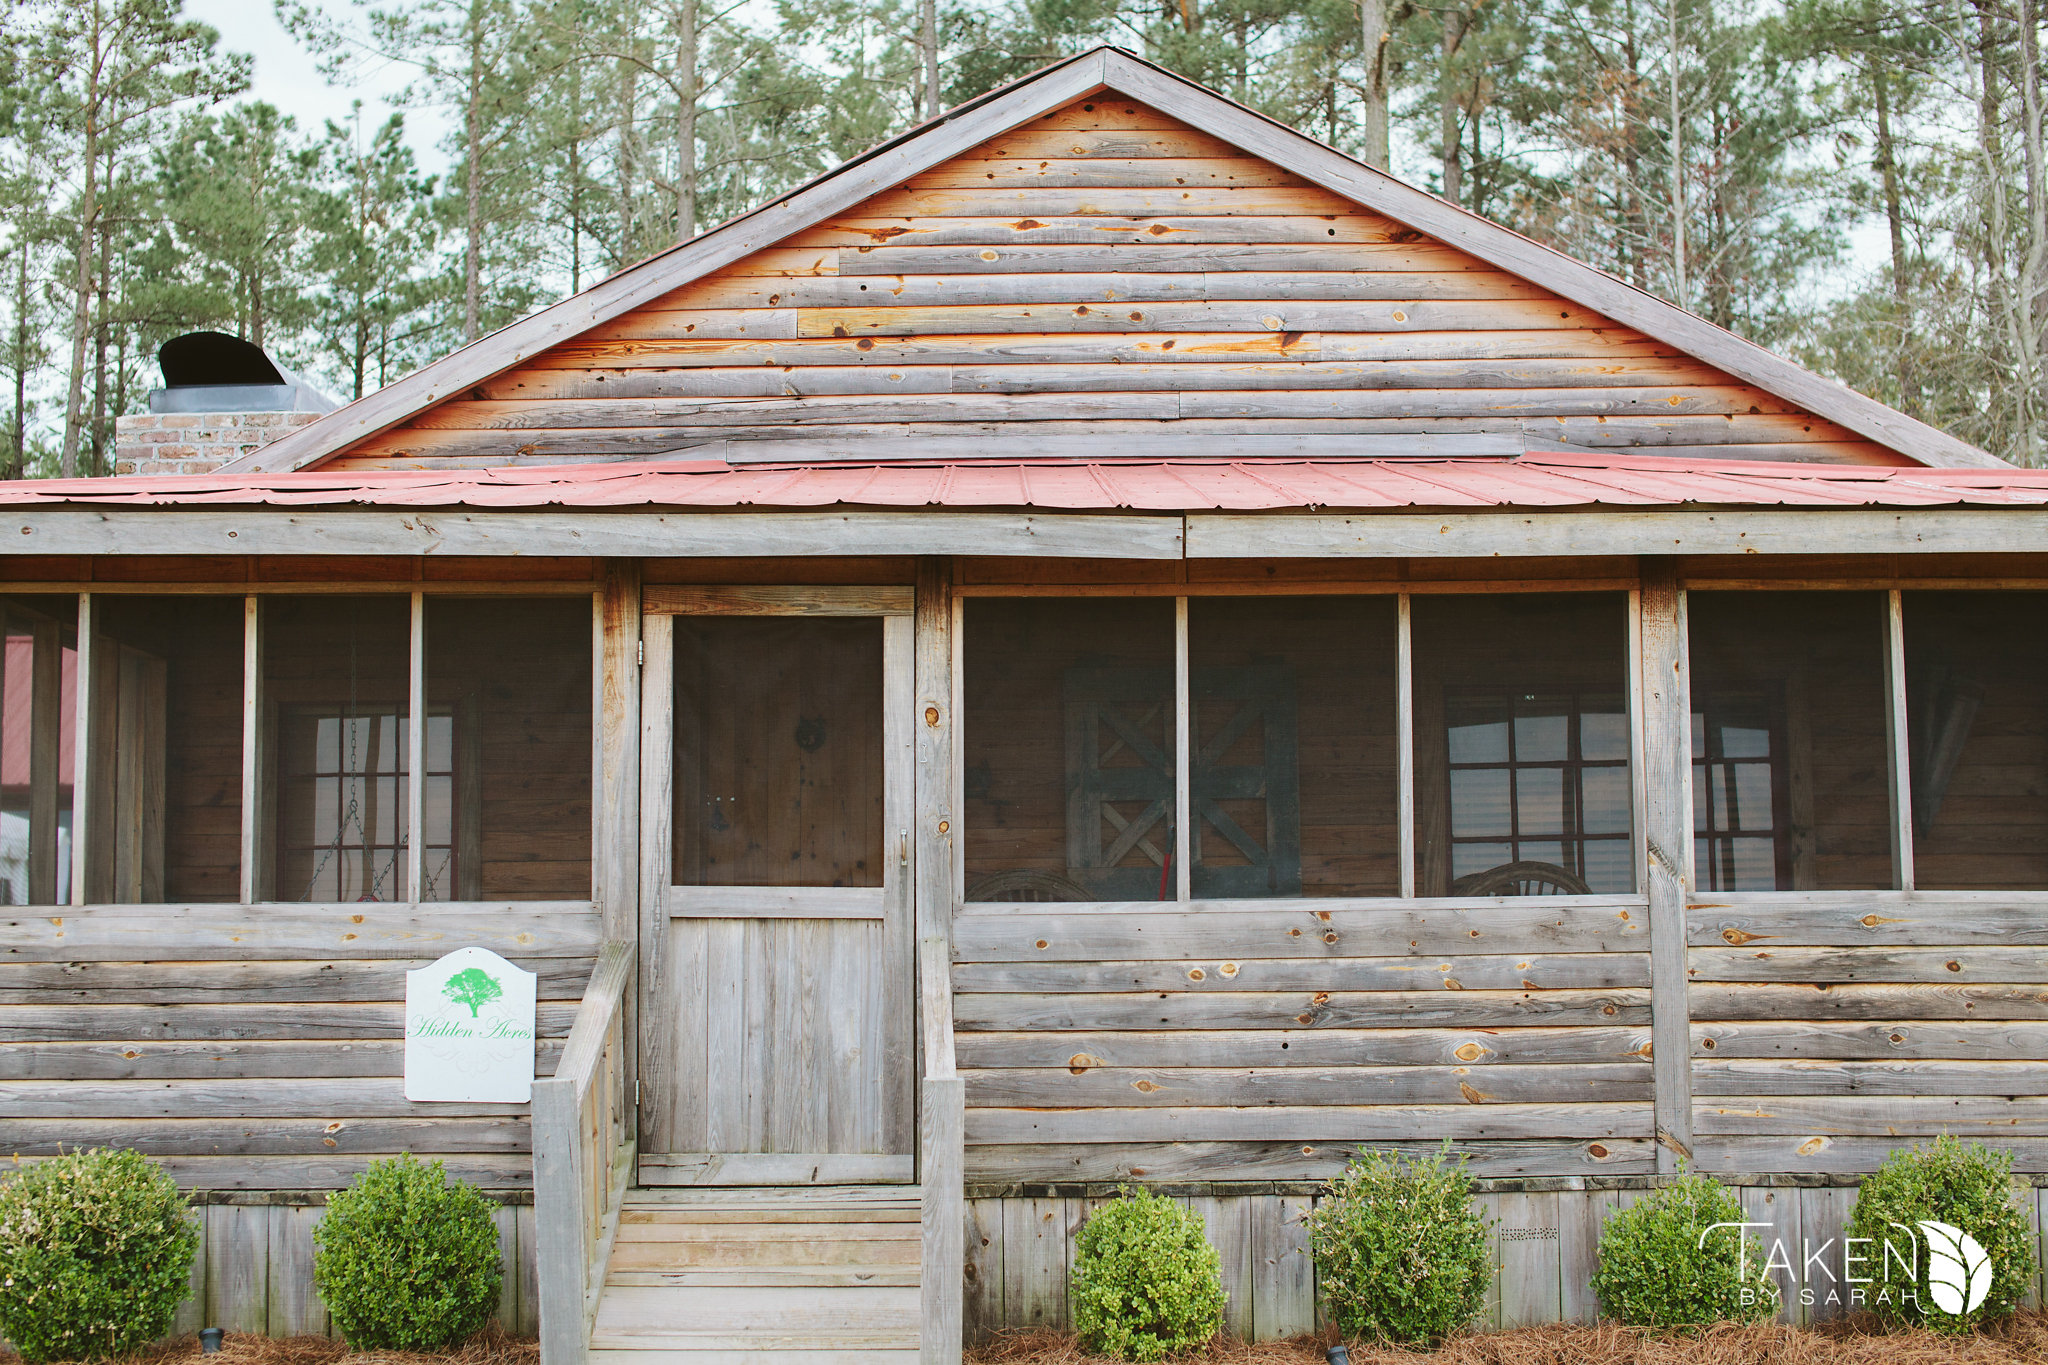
<box><xmin>952</xmin><ymin>900</ymin><xmax>1657</xmax><ymax>1184</ymax></box>
<box><xmin>153</xmin><ymin>1197</ymin><xmax>542</xmax><ymax>1338</ymax></box>
<box><xmin>963</xmin><ymin>1183</ymin><xmax>2048</xmax><ymax>1339</ymax></box>
<box><xmin>0</xmin><ymin>902</ymin><xmax>600</xmax><ymax>1190</ymax></box>
<box><xmin>1688</xmin><ymin>891</ymin><xmax>2048</xmax><ymax>1175</ymax></box>
<box><xmin>335</xmin><ymin>99</ymin><xmax>1901</xmax><ymax>470</ymax></box>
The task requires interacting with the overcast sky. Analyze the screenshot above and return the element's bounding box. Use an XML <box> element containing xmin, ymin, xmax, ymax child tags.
<box><xmin>184</xmin><ymin>0</ymin><xmax>454</xmax><ymax>167</ymax></box>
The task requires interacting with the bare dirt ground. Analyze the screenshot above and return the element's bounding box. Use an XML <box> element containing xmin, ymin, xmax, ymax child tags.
<box><xmin>5</xmin><ymin>1328</ymin><xmax>539</xmax><ymax>1365</ymax></box>
<box><xmin>967</xmin><ymin>1312</ymin><xmax>2048</xmax><ymax>1365</ymax></box>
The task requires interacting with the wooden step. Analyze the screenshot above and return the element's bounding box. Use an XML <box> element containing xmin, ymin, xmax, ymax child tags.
<box><xmin>607</xmin><ymin>1266</ymin><xmax>921</xmax><ymax>1288</ymax></box>
<box><xmin>591</xmin><ymin>1351</ymin><xmax>918</xmax><ymax>1365</ymax></box>
<box><xmin>591</xmin><ymin>1187</ymin><xmax>923</xmax><ymax>1358</ymax></box>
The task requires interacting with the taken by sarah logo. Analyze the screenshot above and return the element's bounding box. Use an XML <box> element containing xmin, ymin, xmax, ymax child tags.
<box><xmin>1700</xmin><ymin>1219</ymin><xmax>1994</xmax><ymax>1317</ymax></box>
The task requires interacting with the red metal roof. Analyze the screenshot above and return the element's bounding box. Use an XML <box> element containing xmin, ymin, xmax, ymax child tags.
<box><xmin>5</xmin><ymin>452</ymin><xmax>2048</xmax><ymax>512</ymax></box>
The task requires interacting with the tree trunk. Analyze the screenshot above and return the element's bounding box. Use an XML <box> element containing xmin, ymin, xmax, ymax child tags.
<box><xmin>463</xmin><ymin>0</ymin><xmax>485</xmax><ymax>342</ymax></box>
<box><xmin>1440</xmin><ymin>8</ymin><xmax>1468</xmax><ymax>204</ymax></box>
<box><xmin>89</xmin><ymin>198</ymin><xmax>109</xmax><ymax>479</ymax></box>
<box><xmin>1362</xmin><ymin>0</ymin><xmax>1391</xmax><ymax>168</ymax></box>
<box><xmin>1666</xmin><ymin>0</ymin><xmax>1688</xmax><ymax>309</ymax></box>
<box><xmin>1871</xmin><ymin>63</ymin><xmax>1919</xmax><ymax>412</ymax></box>
<box><xmin>675</xmin><ymin>0</ymin><xmax>697</xmax><ymax>242</ymax></box>
<box><xmin>922</xmin><ymin>0</ymin><xmax>939</xmax><ymax>120</ymax></box>
<box><xmin>58</xmin><ymin>5</ymin><xmax>103</xmax><ymax>481</ymax></box>
<box><xmin>619</xmin><ymin>47</ymin><xmax>639</xmax><ymax>262</ymax></box>
<box><xmin>2017</xmin><ymin>0</ymin><xmax>2046</xmax><ymax>461</ymax></box>
<box><xmin>11</xmin><ymin>237</ymin><xmax>28</xmax><ymax>479</ymax></box>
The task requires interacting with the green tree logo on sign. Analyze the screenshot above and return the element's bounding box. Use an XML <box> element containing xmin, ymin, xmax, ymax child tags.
<box><xmin>443</xmin><ymin>967</ymin><xmax>504</xmax><ymax>1018</ymax></box>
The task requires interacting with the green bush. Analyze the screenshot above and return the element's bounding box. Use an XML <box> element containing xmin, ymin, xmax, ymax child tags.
<box><xmin>0</xmin><ymin>1148</ymin><xmax>199</xmax><ymax>1363</ymax></box>
<box><xmin>1591</xmin><ymin>1174</ymin><xmax>1775</xmax><ymax>1329</ymax></box>
<box><xmin>1070</xmin><ymin>1188</ymin><xmax>1225</xmax><ymax>1360</ymax></box>
<box><xmin>1302</xmin><ymin>1146</ymin><xmax>1494</xmax><ymax>1345</ymax></box>
<box><xmin>1847</xmin><ymin>1136</ymin><xmax>2038</xmax><ymax>1334</ymax></box>
<box><xmin>314</xmin><ymin>1154</ymin><xmax>502</xmax><ymax>1350</ymax></box>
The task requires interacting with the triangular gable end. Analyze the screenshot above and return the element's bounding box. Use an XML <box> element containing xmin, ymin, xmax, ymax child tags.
<box><xmin>230</xmin><ymin>48</ymin><xmax>2004</xmax><ymax>474</ymax></box>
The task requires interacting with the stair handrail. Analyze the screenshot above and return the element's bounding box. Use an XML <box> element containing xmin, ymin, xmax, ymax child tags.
<box><xmin>919</xmin><ymin>934</ymin><xmax>965</xmax><ymax>1365</ymax></box>
<box><xmin>533</xmin><ymin>939</ymin><xmax>637</xmax><ymax>1365</ymax></box>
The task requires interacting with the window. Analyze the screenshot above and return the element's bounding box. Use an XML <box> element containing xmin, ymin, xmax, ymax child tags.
<box><xmin>1904</xmin><ymin>591</ymin><xmax>2048</xmax><ymax>890</ymax></box>
<box><xmin>1189</xmin><ymin>597</ymin><xmax>1398</xmax><ymax>897</ymax></box>
<box><xmin>963</xmin><ymin>599</ymin><xmax>1175</xmax><ymax>901</ymax></box>
<box><xmin>1690</xmin><ymin>697</ymin><xmax>1785</xmax><ymax>891</ymax></box>
<box><xmin>0</xmin><ymin>597</ymin><xmax>75</xmax><ymax>905</ymax></box>
<box><xmin>1441</xmin><ymin>687</ymin><xmax>1632</xmax><ymax>893</ymax></box>
<box><xmin>1688</xmin><ymin>592</ymin><xmax>1892</xmax><ymax>890</ymax></box>
<box><xmin>426</xmin><ymin>598</ymin><xmax>591</xmax><ymax>900</ymax></box>
<box><xmin>87</xmin><ymin>596</ymin><xmax>245</xmax><ymax>903</ymax></box>
<box><xmin>1413</xmin><ymin>593</ymin><xmax>1634</xmax><ymax>896</ymax></box>
<box><xmin>673</xmin><ymin>616</ymin><xmax>884</xmax><ymax>888</ymax></box>
<box><xmin>262</xmin><ymin>596</ymin><xmax>412</xmax><ymax>902</ymax></box>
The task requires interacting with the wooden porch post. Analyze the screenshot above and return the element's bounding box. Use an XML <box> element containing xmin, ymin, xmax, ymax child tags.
<box><xmin>915</xmin><ymin>557</ymin><xmax>964</xmax><ymax>1365</ymax></box>
<box><xmin>594</xmin><ymin>559</ymin><xmax>641</xmax><ymax>1131</ymax></box>
<box><xmin>1639</xmin><ymin>560</ymin><xmax>1695</xmax><ymax>1172</ymax></box>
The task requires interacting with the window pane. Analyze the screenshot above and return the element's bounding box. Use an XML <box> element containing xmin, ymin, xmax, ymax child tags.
<box><xmin>1191</xmin><ymin>597</ymin><xmax>1397</xmax><ymax>897</ymax></box>
<box><xmin>264</xmin><ymin>596</ymin><xmax>411</xmax><ymax>902</ymax></box>
<box><xmin>426</xmin><ymin>597</ymin><xmax>592</xmax><ymax>901</ymax></box>
<box><xmin>0</xmin><ymin>596</ymin><xmax>77</xmax><ymax>905</ymax></box>
<box><xmin>964</xmin><ymin>600</ymin><xmax>1175</xmax><ymax>902</ymax></box>
<box><xmin>674</xmin><ymin>617</ymin><xmax>883</xmax><ymax>888</ymax></box>
<box><xmin>1905</xmin><ymin>592</ymin><xmax>2048</xmax><ymax>889</ymax></box>
<box><xmin>1689</xmin><ymin>592</ymin><xmax>1891</xmax><ymax>890</ymax></box>
<box><xmin>1414</xmin><ymin>593</ymin><xmax>1633</xmax><ymax>896</ymax></box>
<box><xmin>88</xmin><ymin>597</ymin><xmax>244</xmax><ymax>903</ymax></box>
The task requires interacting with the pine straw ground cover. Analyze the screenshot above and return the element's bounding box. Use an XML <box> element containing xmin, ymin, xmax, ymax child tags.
<box><xmin>969</xmin><ymin>1312</ymin><xmax>2048</xmax><ymax>1365</ymax></box>
<box><xmin>0</xmin><ymin>1327</ymin><xmax>538</xmax><ymax>1365</ymax></box>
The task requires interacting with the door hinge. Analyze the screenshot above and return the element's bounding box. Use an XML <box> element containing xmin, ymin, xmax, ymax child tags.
<box><xmin>634</xmin><ymin>1079</ymin><xmax>641</xmax><ymax>1108</ymax></box>
<box><xmin>636</xmin><ymin>640</ymin><xmax>644</xmax><ymax>667</ymax></box>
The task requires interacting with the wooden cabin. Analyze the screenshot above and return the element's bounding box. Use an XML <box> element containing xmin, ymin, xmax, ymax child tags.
<box><xmin>7</xmin><ymin>44</ymin><xmax>2048</xmax><ymax>1362</ymax></box>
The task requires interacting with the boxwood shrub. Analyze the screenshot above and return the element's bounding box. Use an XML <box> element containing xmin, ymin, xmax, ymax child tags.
<box><xmin>314</xmin><ymin>1153</ymin><xmax>502</xmax><ymax>1349</ymax></box>
<box><xmin>0</xmin><ymin>1148</ymin><xmax>199</xmax><ymax>1363</ymax></box>
<box><xmin>1070</xmin><ymin>1188</ymin><xmax>1225</xmax><ymax>1360</ymax></box>
<box><xmin>1847</xmin><ymin>1135</ymin><xmax>2037</xmax><ymax>1334</ymax></box>
<box><xmin>1303</xmin><ymin>1146</ymin><xmax>1494</xmax><ymax>1344</ymax></box>
<box><xmin>1592</xmin><ymin>1173</ymin><xmax>1775</xmax><ymax>1329</ymax></box>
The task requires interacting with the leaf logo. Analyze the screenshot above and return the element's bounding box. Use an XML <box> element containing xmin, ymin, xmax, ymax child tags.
<box><xmin>1917</xmin><ymin>1219</ymin><xmax>1992</xmax><ymax>1316</ymax></box>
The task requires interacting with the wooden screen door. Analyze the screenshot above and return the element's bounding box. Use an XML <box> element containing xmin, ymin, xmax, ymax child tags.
<box><xmin>637</xmin><ymin>588</ymin><xmax>914</xmax><ymax>1185</ymax></box>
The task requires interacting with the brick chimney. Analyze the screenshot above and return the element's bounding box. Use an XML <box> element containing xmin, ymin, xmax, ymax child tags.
<box><xmin>112</xmin><ymin>331</ymin><xmax>336</xmax><ymax>476</ymax></box>
<box><xmin>114</xmin><ymin>410</ymin><xmax>323</xmax><ymax>476</ymax></box>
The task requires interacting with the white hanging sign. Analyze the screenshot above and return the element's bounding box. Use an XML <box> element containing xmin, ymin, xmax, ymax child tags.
<box><xmin>404</xmin><ymin>947</ymin><xmax>537</xmax><ymax>1103</ymax></box>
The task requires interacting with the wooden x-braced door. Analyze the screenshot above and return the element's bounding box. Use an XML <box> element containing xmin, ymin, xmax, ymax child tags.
<box><xmin>636</xmin><ymin>587</ymin><xmax>914</xmax><ymax>1185</ymax></box>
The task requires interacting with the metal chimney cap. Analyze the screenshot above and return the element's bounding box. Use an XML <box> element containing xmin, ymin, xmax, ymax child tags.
<box><xmin>158</xmin><ymin>331</ymin><xmax>285</xmax><ymax>389</ymax></box>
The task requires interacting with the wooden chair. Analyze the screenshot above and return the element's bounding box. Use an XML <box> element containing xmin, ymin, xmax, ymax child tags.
<box><xmin>1450</xmin><ymin>860</ymin><xmax>1592</xmax><ymax>896</ymax></box>
<box><xmin>964</xmin><ymin>869</ymin><xmax>1095</xmax><ymax>902</ymax></box>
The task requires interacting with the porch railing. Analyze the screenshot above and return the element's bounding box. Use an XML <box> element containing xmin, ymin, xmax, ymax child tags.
<box><xmin>920</xmin><ymin>934</ymin><xmax>966</xmax><ymax>1365</ymax></box>
<box><xmin>533</xmin><ymin>939</ymin><xmax>637</xmax><ymax>1365</ymax></box>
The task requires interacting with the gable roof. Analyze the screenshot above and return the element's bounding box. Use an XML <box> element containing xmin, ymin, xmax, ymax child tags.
<box><xmin>228</xmin><ymin>46</ymin><xmax>2004</xmax><ymax>475</ymax></box>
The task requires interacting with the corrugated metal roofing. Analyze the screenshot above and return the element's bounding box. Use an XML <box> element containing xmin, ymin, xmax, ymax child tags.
<box><xmin>6</xmin><ymin>452</ymin><xmax>2048</xmax><ymax>512</ymax></box>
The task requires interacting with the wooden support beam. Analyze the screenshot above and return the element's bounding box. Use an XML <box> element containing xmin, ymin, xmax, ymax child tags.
<box><xmin>594</xmin><ymin>562</ymin><xmax>642</xmax><ymax>945</ymax></box>
<box><xmin>2</xmin><ymin>510</ymin><xmax>1185</xmax><ymax>560</ymax></box>
<box><xmin>1637</xmin><ymin>562</ymin><xmax>1694</xmax><ymax>1172</ymax></box>
<box><xmin>1174</xmin><ymin>596</ymin><xmax>1191</xmax><ymax>902</ymax></box>
<box><xmin>1396</xmin><ymin>593</ymin><xmax>1415</xmax><ymax>900</ymax></box>
<box><xmin>1885</xmin><ymin>589</ymin><xmax>1916</xmax><ymax>891</ymax></box>
<box><xmin>238</xmin><ymin>597</ymin><xmax>261</xmax><ymax>906</ymax></box>
<box><xmin>1187</xmin><ymin>510</ymin><xmax>2048</xmax><ymax>559</ymax></box>
<box><xmin>28</xmin><ymin>616</ymin><xmax>59</xmax><ymax>907</ymax></box>
<box><xmin>407</xmin><ymin>592</ymin><xmax>425</xmax><ymax>902</ymax></box>
<box><xmin>69</xmin><ymin>594</ymin><xmax>93</xmax><ymax>907</ymax></box>
<box><xmin>914</xmin><ymin>559</ymin><xmax>956</xmax><ymax>950</ymax></box>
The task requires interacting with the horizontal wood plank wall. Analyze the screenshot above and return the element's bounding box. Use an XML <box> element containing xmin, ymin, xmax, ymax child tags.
<box><xmin>961</xmin><ymin>1184</ymin><xmax>2048</xmax><ymax>1339</ymax></box>
<box><xmin>0</xmin><ymin>902</ymin><xmax>600</xmax><ymax>1191</ymax></box>
<box><xmin>1687</xmin><ymin>890</ymin><xmax>2048</xmax><ymax>1175</ymax></box>
<box><xmin>952</xmin><ymin>899</ymin><xmax>1658</xmax><ymax>1184</ymax></box>
<box><xmin>147</xmin><ymin>1198</ymin><xmax>541</xmax><ymax>1339</ymax></box>
<box><xmin>329</xmin><ymin>98</ymin><xmax>1901</xmax><ymax>470</ymax></box>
